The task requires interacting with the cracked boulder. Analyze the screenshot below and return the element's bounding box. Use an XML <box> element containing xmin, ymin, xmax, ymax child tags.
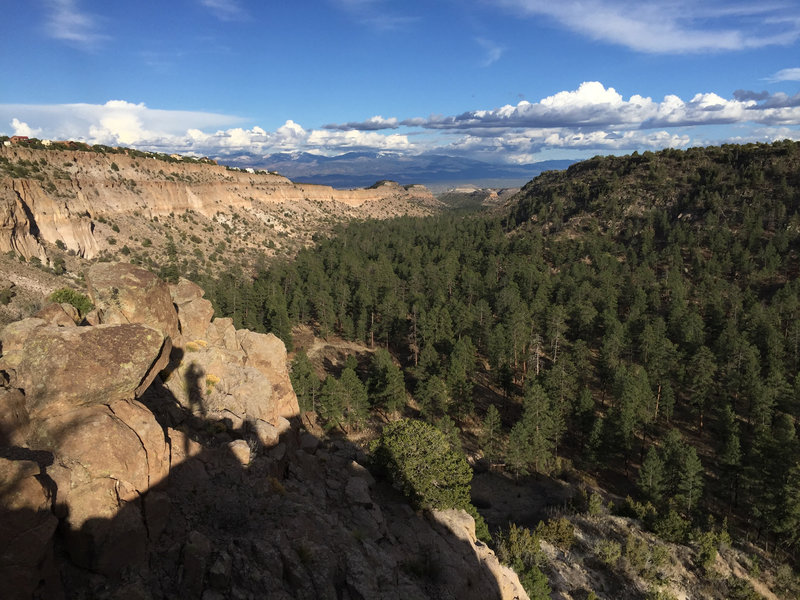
<box><xmin>0</xmin><ymin>320</ymin><xmax>169</xmax><ymax>420</ymax></box>
<box><xmin>29</xmin><ymin>399</ymin><xmax>169</xmax><ymax>575</ymax></box>
<box><xmin>0</xmin><ymin>317</ymin><xmax>170</xmax><ymax>577</ymax></box>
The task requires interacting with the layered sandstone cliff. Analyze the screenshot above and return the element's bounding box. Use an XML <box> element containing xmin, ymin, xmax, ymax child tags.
<box><xmin>0</xmin><ymin>146</ymin><xmax>439</xmax><ymax>261</ymax></box>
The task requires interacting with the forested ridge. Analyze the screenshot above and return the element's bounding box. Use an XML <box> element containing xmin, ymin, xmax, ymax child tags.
<box><xmin>200</xmin><ymin>140</ymin><xmax>800</xmax><ymax>596</ymax></box>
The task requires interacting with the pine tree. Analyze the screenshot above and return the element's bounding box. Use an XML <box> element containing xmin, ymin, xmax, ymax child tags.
<box><xmin>368</xmin><ymin>349</ymin><xmax>406</xmax><ymax>413</ymax></box>
<box><xmin>318</xmin><ymin>375</ymin><xmax>346</xmax><ymax>430</ymax></box>
<box><xmin>678</xmin><ymin>446</ymin><xmax>704</xmax><ymax>514</ymax></box>
<box><xmin>290</xmin><ymin>351</ymin><xmax>321</xmax><ymax>413</ymax></box>
<box><xmin>638</xmin><ymin>446</ymin><xmax>665</xmax><ymax>504</ymax></box>
<box><xmin>480</xmin><ymin>404</ymin><xmax>502</xmax><ymax>462</ymax></box>
<box><xmin>416</xmin><ymin>375</ymin><xmax>450</xmax><ymax>419</ymax></box>
<box><xmin>506</xmin><ymin>420</ymin><xmax>532</xmax><ymax>477</ymax></box>
<box><xmin>340</xmin><ymin>366</ymin><xmax>369</xmax><ymax>431</ymax></box>
<box><xmin>522</xmin><ymin>383</ymin><xmax>555</xmax><ymax>473</ymax></box>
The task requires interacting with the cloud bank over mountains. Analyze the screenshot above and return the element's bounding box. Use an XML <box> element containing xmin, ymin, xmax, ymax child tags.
<box><xmin>2</xmin><ymin>82</ymin><xmax>800</xmax><ymax>166</ymax></box>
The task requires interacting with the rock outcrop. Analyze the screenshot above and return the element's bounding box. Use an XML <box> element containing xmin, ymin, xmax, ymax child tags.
<box><xmin>0</xmin><ymin>182</ymin><xmax>49</xmax><ymax>263</ymax></box>
<box><xmin>0</xmin><ymin>263</ymin><xmax>524</xmax><ymax>600</ymax></box>
<box><xmin>85</xmin><ymin>261</ymin><xmax>180</xmax><ymax>339</ymax></box>
<box><xmin>0</xmin><ymin>319</ymin><xmax>169</xmax><ymax>419</ymax></box>
<box><xmin>0</xmin><ymin>457</ymin><xmax>60</xmax><ymax>600</ymax></box>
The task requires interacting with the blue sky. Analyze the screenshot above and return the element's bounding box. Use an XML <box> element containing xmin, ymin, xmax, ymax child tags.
<box><xmin>1</xmin><ymin>0</ymin><xmax>800</xmax><ymax>165</ymax></box>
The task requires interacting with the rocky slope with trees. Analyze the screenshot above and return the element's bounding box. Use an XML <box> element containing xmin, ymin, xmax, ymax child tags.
<box><xmin>202</xmin><ymin>139</ymin><xmax>800</xmax><ymax>599</ymax></box>
<box><xmin>0</xmin><ymin>262</ymin><xmax>526</xmax><ymax>600</ymax></box>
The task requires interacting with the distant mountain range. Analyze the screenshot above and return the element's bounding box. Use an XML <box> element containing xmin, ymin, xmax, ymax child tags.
<box><xmin>222</xmin><ymin>151</ymin><xmax>576</xmax><ymax>189</ymax></box>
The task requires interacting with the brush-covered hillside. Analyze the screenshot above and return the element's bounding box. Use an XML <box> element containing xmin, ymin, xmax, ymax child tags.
<box><xmin>203</xmin><ymin>140</ymin><xmax>800</xmax><ymax>599</ymax></box>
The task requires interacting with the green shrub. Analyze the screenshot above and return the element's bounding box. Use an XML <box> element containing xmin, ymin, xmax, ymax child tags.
<box><xmin>371</xmin><ymin>419</ymin><xmax>472</xmax><ymax>511</ymax></box>
<box><xmin>537</xmin><ymin>517</ymin><xmax>574</xmax><ymax>552</ymax></box>
<box><xmin>0</xmin><ymin>287</ymin><xmax>15</xmax><ymax>305</ymax></box>
<box><xmin>495</xmin><ymin>524</ymin><xmax>551</xmax><ymax>599</ymax></box>
<box><xmin>695</xmin><ymin>529</ymin><xmax>718</xmax><ymax>573</ymax></box>
<box><xmin>595</xmin><ymin>539</ymin><xmax>622</xmax><ymax>568</ymax></box>
<box><xmin>48</xmin><ymin>287</ymin><xmax>93</xmax><ymax>316</ymax></box>
<box><xmin>653</xmin><ymin>508</ymin><xmax>690</xmax><ymax>544</ymax></box>
<box><xmin>588</xmin><ymin>492</ymin><xmax>605</xmax><ymax>517</ymax></box>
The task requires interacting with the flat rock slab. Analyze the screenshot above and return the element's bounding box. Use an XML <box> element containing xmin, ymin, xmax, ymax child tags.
<box><xmin>0</xmin><ymin>321</ymin><xmax>166</xmax><ymax>419</ymax></box>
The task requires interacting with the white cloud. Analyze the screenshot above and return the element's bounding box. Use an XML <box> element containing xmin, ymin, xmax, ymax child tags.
<box><xmin>766</xmin><ymin>67</ymin><xmax>800</xmax><ymax>83</ymax></box>
<box><xmin>403</xmin><ymin>82</ymin><xmax>800</xmax><ymax>133</ymax></box>
<box><xmin>1</xmin><ymin>83</ymin><xmax>798</xmax><ymax>166</ymax></box>
<box><xmin>44</xmin><ymin>0</ymin><xmax>107</xmax><ymax>47</ymax></box>
<box><xmin>307</xmin><ymin>129</ymin><xmax>411</xmax><ymax>151</ymax></box>
<box><xmin>0</xmin><ymin>102</ymin><xmax>412</xmax><ymax>158</ymax></box>
<box><xmin>199</xmin><ymin>0</ymin><xmax>247</xmax><ymax>21</ymax></box>
<box><xmin>476</xmin><ymin>38</ymin><xmax>505</xmax><ymax>67</ymax></box>
<box><xmin>496</xmin><ymin>0</ymin><xmax>800</xmax><ymax>53</ymax></box>
<box><xmin>10</xmin><ymin>119</ymin><xmax>41</xmax><ymax>138</ymax></box>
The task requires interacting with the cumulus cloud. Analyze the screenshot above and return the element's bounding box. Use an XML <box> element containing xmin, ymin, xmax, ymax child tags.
<box><xmin>0</xmin><ymin>101</ymin><xmax>412</xmax><ymax>158</ymax></box>
<box><xmin>10</xmin><ymin>119</ymin><xmax>42</xmax><ymax>138</ymax></box>
<box><xmin>307</xmin><ymin>129</ymin><xmax>410</xmax><ymax>151</ymax></box>
<box><xmin>443</xmin><ymin>127</ymin><xmax>690</xmax><ymax>162</ymax></box>
<box><xmin>0</xmin><ymin>101</ymin><xmax>245</xmax><ymax>146</ymax></box>
<box><xmin>402</xmin><ymin>82</ymin><xmax>800</xmax><ymax>133</ymax></box>
<box><xmin>496</xmin><ymin>0</ymin><xmax>800</xmax><ymax>53</ymax></box>
<box><xmin>323</xmin><ymin>116</ymin><xmax>400</xmax><ymax>131</ymax></box>
<box><xmin>2</xmin><ymin>82</ymin><xmax>798</xmax><ymax>166</ymax></box>
<box><xmin>734</xmin><ymin>90</ymin><xmax>770</xmax><ymax>102</ymax></box>
<box><xmin>43</xmin><ymin>0</ymin><xmax>107</xmax><ymax>47</ymax></box>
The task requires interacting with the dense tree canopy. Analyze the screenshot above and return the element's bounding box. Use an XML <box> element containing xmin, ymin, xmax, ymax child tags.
<box><xmin>205</xmin><ymin>140</ymin><xmax>800</xmax><ymax>558</ymax></box>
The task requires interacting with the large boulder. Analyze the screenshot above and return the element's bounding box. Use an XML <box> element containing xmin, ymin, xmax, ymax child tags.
<box><xmin>428</xmin><ymin>509</ymin><xmax>530</xmax><ymax>600</ymax></box>
<box><xmin>33</xmin><ymin>302</ymin><xmax>79</xmax><ymax>327</ymax></box>
<box><xmin>0</xmin><ymin>387</ymin><xmax>30</xmax><ymax>447</ymax></box>
<box><xmin>162</xmin><ymin>345</ymin><xmax>278</xmax><ymax>423</ymax></box>
<box><xmin>205</xmin><ymin>317</ymin><xmax>238</xmax><ymax>351</ymax></box>
<box><xmin>32</xmin><ymin>400</ymin><xmax>169</xmax><ymax>575</ymax></box>
<box><xmin>85</xmin><ymin>262</ymin><xmax>179</xmax><ymax>340</ymax></box>
<box><xmin>236</xmin><ymin>330</ymin><xmax>299</xmax><ymax>419</ymax></box>
<box><xmin>0</xmin><ymin>321</ymin><xmax>169</xmax><ymax>419</ymax></box>
<box><xmin>169</xmin><ymin>278</ymin><xmax>215</xmax><ymax>343</ymax></box>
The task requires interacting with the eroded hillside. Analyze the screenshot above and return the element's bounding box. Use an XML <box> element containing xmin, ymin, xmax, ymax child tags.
<box><xmin>0</xmin><ymin>144</ymin><xmax>441</xmax><ymax>277</ymax></box>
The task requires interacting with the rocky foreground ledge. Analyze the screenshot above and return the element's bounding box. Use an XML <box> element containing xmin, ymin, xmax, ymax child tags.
<box><xmin>0</xmin><ymin>263</ymin><xmax>527</xmax><ymax>600</ymax></box>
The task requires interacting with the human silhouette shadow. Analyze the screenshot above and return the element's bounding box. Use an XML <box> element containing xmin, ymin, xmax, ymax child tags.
<box><xmin>2</xmin><ymin>368</ymin><xmax>511</xmax><ymax>600</ymax></box>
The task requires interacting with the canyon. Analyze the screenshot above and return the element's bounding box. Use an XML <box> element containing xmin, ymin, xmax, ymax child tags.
<box><xmin>0</xmin><ymin>145</ymin><xmax>441</xmax><ymax>270</ymax></box>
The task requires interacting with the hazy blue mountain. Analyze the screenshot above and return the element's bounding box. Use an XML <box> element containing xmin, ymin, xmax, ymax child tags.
<box><xmin>223</xmin><ymin>151</ymin><xmax>575</xmax><ymax>188</ymax></box>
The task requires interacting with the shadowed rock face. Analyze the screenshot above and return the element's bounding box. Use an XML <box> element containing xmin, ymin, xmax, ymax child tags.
<box><xmin>0</xmin><ymin>457</ymin><xmax>60</xmax><ymax>600</ymax></box>
<box><xmin>0</xmin><ymin>263</ymin><xmax>525</xmax><ymax>600</ymax></box>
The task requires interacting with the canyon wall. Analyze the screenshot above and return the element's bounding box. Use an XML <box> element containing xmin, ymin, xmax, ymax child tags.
<box><xmin>0</xmin><ymin>146</ymin><xmax>437</xmax><ymax>260</ymax></box>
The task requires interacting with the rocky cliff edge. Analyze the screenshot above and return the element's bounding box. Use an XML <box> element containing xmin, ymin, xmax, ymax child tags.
<box><xmin>0</xmin><ymin>263</ymin><xmax>526</xmax><ymax>600</ymax></box>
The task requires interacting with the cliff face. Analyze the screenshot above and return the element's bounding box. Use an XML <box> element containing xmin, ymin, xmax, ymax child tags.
<box><xmin>0</xmin><ymin>146</ymin><xmax>439</xmax><ymax>261</ymax></box>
